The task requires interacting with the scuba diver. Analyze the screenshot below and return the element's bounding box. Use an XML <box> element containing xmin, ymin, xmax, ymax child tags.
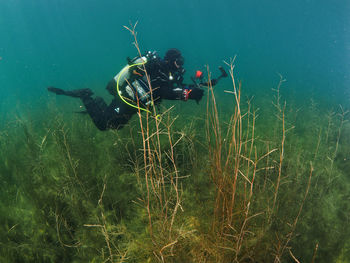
<box><xmin>48</xmin><ymin>48</ymin><xmax>227</xmax><ymax>131</ymax></box>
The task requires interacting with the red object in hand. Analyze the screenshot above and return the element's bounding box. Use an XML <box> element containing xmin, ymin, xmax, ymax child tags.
<box><xmin>183</xmin><ymin>89</ymin><xmax>192</xmax><ymax>101</ymax></box>
<box><xmin>195</xmin><ymin>70</ymin><xmax>203</xmax><ymax>79</ymax></box>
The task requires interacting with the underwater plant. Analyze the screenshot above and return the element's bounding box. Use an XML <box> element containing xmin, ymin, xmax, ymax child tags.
<box><xmin>0</xmin><ymin>25</ymin><xmax>349</xmax><ymax>263</ymax></box>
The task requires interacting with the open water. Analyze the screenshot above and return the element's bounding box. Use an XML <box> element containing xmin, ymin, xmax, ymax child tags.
<box><xmin>0</xmin><ymin>0</ymin><xmax>349</xmax><ymax>262</ymax></box>
<box><xmin>0</xmin><ymin>0</ymin><xmax>349</xmax><ymax>108</ymax></box>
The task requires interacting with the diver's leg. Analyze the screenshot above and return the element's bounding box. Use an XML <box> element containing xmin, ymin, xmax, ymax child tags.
<box><xmin>48</xmin><ymin>86</ymin><xmax>108</xmax><ymax>130</ymax></box>
<box><xmin>80</xmin><ymin>96</ymin><xmax>109</xmax><ymax>131</ymax></box>
<box><xmin>47</xmin><ymin>86</ymin><xmax>136</xmax><ymax>130</ymax></box>
<box><xmin>104</xmin><ymin>99</ymin><xmax>137</xmax><ymax>130</ymax></box>
<box><xmin>48</xmin><ymin>86</ymin><xmax>93</xmax><ymax>98</ymax></box>
<box><xmin>81</xmin><ymin>96</ymin><xmax>136</xmax><ymax>131</ymax></box>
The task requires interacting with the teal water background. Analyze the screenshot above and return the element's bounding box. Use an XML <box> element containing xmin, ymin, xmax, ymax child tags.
<box><xmin>1</xmin><ymin>1</ymin><xmax>350</xmax><ymax>261</ymax></box>
<box><xmin>0</xmin><ymin>0</ymin><xmax>349</xmax><ymax>115</ymax></box>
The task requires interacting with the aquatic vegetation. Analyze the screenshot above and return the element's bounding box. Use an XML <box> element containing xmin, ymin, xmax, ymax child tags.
<box><xmin>0</xmin><ymin>33</ymin><xmax>349</xmax><ymax>262</ymax></box>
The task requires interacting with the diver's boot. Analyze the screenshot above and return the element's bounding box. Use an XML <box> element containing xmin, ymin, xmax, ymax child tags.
<box><xmin>47</xmin><ymin>86</ymin><xmax>66</xmax><ymax>95</ymax></box>
<box><xmin>48</xmin><ymin>86</ymin><xmax>93</xmax><ymax>98</ymax></box>
<box><xmin>64</xmin><ymin>88</ymin><xmax>94</xmax><ymax>98</ymax></box>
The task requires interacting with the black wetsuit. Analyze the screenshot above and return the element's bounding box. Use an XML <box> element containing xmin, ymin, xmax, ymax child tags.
<box><xmin>48</xmin><ymin>49</ymin><xmax>213</xmax><ymax>131</ymax></box>
<box><xmin>78</xmin><ymin>51</ymin><xmax>203</xmax><ymax>131</ymax></box>
<box><xmin>79</xmin><ymin>87</ymin><xmax>136</xmax><ymax>131</ymax></box>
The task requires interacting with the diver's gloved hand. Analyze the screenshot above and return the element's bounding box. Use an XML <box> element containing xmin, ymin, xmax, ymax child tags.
<box><xmin>106</xmin><ymin>79</ymin><xmax>118</xmax><ymax>96</ymax></box>
<box><xmin>210</xmin><ymin>79</ymin><xmax>218</xmax><ymax>86</ymax></box>
<box><xmin>188</xmin><ymin>87</ymin><xmax>204</xmax><ymax>103</ymax></box>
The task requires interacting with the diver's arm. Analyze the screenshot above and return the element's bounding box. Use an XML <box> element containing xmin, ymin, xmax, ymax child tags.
<box><xmin>199</xmin><ymin>79</ymin><xmax>219</xmax><ymax>87</ymax></box>
<box><xmin>160</xmin><ymin>84</ymin><xmax>204</xmax><ymax>103</ymax></box>
<box><xmin>195</xmin><ymin>66</ymin><xmax>228</xmax><ymax>88</ymax></box>
<box><xmin>106</xmin><ymin>79</ymin><xmax>118</xmax><ymax>96</ymax></box>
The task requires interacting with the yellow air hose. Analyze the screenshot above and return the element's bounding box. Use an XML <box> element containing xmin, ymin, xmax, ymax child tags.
<box><xmin>116</xmin><ymin>61</ymin><xmax>152</xmax><ymax>114</ymax></box>
<box><xmin>116</xmin><ymin>60</ymin><xmax>161</xmax><ymax>121</ymax></box>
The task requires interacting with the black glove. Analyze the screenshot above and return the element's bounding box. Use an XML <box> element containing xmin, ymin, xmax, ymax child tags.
<box><xmin>188</xmin><ymin>87</ymin><xmax>204</xmax><ymax>103</ymax></box>
<box><xmin>211</xmin><ymin>79</ymin><xmax>218</xmax><ymax>86</ymax></box>
<box><xmin>106</xmin><ymin>79</ymin><xmax>118</xmax><ymax>96</ymax></box>
<box><xmin>199</xmin><ymin>79</ymin><xmax>218</xmax><ymax>87</ymax></box>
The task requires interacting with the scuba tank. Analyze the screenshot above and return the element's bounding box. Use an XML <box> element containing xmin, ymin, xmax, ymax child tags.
<box><xmin>114</xmin><ymin>51</ymin><xmax>159</xmax><ymax>109</ymax></box>
<box><xmin>113</xmin><ymin>55</ymin><xmax>148</xmax><ymax>87</ymax></box>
